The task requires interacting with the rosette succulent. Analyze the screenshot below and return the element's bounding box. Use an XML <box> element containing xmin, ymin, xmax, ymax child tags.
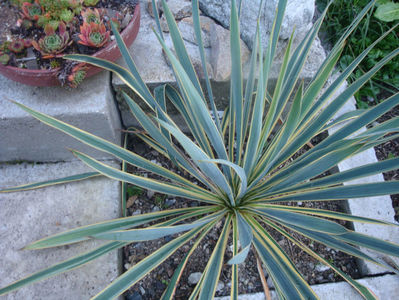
<box><xmin>0</xmin><ymin>53</ymin><xmax>10</xmax><ymax>65</ymax></box>
<box><xmin>68</xmin><ymin>0</ymin><xmax>83</xmax><ymax>8</ymax></box>
<box><xmin>81</xmin><ymin>7</ymin><xmax>102</xmax><ymax>24</ymax></box>
<box><xmin>21</xmin><ymin>1</ymin><xmax>43</xmax><ymax>21</ymax></box>
<box><xmin>23</xmin><ymin>39</ymin><xmax>32</xmax><ymax>48</ymax></box>
<box><xmin>83</xmin><ymin>0</ymin><xmax>99</xmax><ymax>6</ymax></box>
<box><xmin>78</xmin><ymin>22</ymin><xmax>110</xmax><ymax>48</ymax></box>
<box><xmin>59</xmin><ymin>8</ymin><xmax>75</xmax><ymax>23</ymax></box>
<box><xmin>8</xmin><ymin>39</ymin><xmax>25</xmax><ymax>54</ymax></box>
<box><xmin>32</xmin><ymin>21</ymin><xmax>71</xmax><ymax>57</ymax></box>
<box><xmin>67</xmin><ymin>63</ymin><xmax>87</xmax><ymax>88</ymax></box>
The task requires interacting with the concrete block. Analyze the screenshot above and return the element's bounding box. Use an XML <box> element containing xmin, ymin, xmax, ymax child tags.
<box><xmin>112</xmin><ymin>2</ymin><xmax>326</xmax><ymax>130</ymax></box>
<box><xmin>0</xmin><ymin>160</ymin><xmax>121</xmax><ymax>299</ymax></box>
<box><xmin>0</xmin><ymin>71</ymin><xmax>122</xmax><ymax>162</ymax></box>
<box><xmin>327</xmin><ymin>79</ymin><xmax>399</xmax><ymax>275</ymax></box>
<box><xmin>215</xmin><ymin>274</ymin><xmax>399</xmax><ymax>299</ymax></box>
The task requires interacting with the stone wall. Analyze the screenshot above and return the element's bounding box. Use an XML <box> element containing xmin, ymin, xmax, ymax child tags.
<box><xmin>199</xmin><ymin>0</ymin><xmax>315</xmax><ymax>50</ymax></box>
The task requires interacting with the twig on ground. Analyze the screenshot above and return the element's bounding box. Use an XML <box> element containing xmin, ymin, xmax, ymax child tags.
<box><xmin>256</xmin><ymin>254</ymin><xmax>272</xmax><ymax>300</ymax></box>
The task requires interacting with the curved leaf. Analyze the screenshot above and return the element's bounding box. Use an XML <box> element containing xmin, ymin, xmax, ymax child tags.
<box><xmin>228</xmin><ymin>212</ymin><xmax>253</xmax><ymax>264</ymax></box>
<box><xmin>201</xmin><ymin>159</ymin><xmax>247</xmax><ymax>199</ymax></box>
<box><xmin>375</xmin><ymin>2</ymin><xmax>399</xmax><ymax>22</ymax></box>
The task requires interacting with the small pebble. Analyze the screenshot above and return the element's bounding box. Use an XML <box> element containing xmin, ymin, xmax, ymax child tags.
<box><xmin>165</xmin><ymin>198</ymin><xmax>176</xmax><ymax>207</ymax></box>
<box><xmin>133</xmin><ymin>209</ymin><xmax>141</xmax><ymax>215</ymax></box>
<box><xmin>126</xmin><ymin>291</ymin><xmax>142</xmax><ymax>300</ymax></box>
<box><xmin>216</xmin><ymin>281</ymin><xmax>225</xmax><ymax>292</ymax></box>
<box><xmin>164</xmin><ymin>235</ymin><xmax>173</xmax><ymax>242</ymax></box>
<box><xmin>139</xmin><ymin>285</ymin><xmax>146</xmax><ymax>295</ymax></box>
<box><xmin>266</xmin><ymin>276</ymin><xmax>275</xmax><ymax>289</ymax></box>
<box><xmin>147</xmin><ymin>190</ymin><xmax>155</xmax><ymax>199</ymax></box>
<box><xmin>315</xmin><ymin>263</ymin><xmax>330</xmax><ymax>272</ymax></box>
<box><xmin>188</xmin><ymin>272</ymin><xmax>202</xmax><ymax>285</ymax></box>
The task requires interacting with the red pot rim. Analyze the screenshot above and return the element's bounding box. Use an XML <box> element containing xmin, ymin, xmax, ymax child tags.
<box><xmin>0</xmin><ymin>3</ymin><xmax>140</xmax><ymax>77</ymax></box>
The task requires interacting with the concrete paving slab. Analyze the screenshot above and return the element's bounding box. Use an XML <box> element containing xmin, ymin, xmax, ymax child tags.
<box><xmin>327</xmin><ymin>78</ymin><xmax>399</xmax><ymax>275</ymax></box>
<box><xmin>0</xmin><ymin>71</ymin><xmax>122</xmax><ymax>162</ymax></box>
<box><xmin>216</xmin><ymin>274</ymin><xmax>399</xmax><ymax>299</ymax></box>
<box><xmin>0</xmin><ymin>160</ymin><xmax>121</xmax><ymax>299</ymax></box>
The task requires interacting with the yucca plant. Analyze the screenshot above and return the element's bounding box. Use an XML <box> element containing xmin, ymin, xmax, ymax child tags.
<box><xmin>1</xmin><ymin>0</ymin><xmax>399</xmax><ymax>299</ymax></box>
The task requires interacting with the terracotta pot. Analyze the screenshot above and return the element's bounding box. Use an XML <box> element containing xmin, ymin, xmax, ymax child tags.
<box><xmin>0</xmin><ymin>3</ymin><xmax>141</xmax><ymax>87</ymax></box>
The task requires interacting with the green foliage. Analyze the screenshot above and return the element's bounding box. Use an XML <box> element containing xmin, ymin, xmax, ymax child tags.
<box><xmin>154</xmin><ymin>194</ymin><xmax>167</xmax><ymax>209</ymax></box>
<box><xmin>15</xmin><ymin>0</ymin><xmax>100</xmax><ymax>28</ymax></box>
<box><xmin>317</xmin><ymin>0</ymin><xmax>399</xmax><ymax>108</ymax></box>
<box><xmin>83</xmin><ymin>0</ymin><xmax>100</xmax><ymax>6</ymax></box>
<box><xmin>0</xmin><ymin>53</ymin><xmax>10</xmax><ymax>65</ymax></box>
<box><xmin>1</xmin><ymin>0</ymin><xmax>399</xmax><ymax>299</ymax></box>
<box><xmin>126</xmin><ymin>186</ymin><xmax>144</xmax><ymax>197</ymax></box>
<box><xmin>31</xmin><ymin>22</ymin><xmax>71</xmax><ymax>57</ymax></box>
<box><xmin>375</xmin><ymin>1</ymin><xmax>399</xmax><ymax>21</ymax></box>
<box><xmin>59</xmin><ymin>8</ymin><xmax>75</xmax><ymax>23</ymax></box>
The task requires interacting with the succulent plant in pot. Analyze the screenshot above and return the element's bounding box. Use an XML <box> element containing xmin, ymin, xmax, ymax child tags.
<box><xmin>21</xmin><ymin>1</ymin><xmax>43</xmax><ymax>21</ymax></box>
<box><xmin>78</xmin><ymin>22</ymin><xmax>110</xmax><ymax>48</ymax></box>
<box><xmin>32</xmin><ymin>22</ymin><xmax>72</xmax><ymax>58</ymax></box>
<box><xmin>81</xmin><ymin>7</ymin><xmax>102</xmax><ymax>24</ymax></box>
<box><xmin>1</xmin><ymin>0</ymin><xmax>399</xmax><ymax>299</ymax></box>
<box><xmin>0</xmin><ymin>0</ymin><xmax>140</xmax><ymax>87</ymax></box>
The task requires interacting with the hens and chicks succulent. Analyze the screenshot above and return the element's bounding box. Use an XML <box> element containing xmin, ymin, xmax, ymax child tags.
<box><xmin>1</xmin><ymin>0</ymin><xmax>125</xmax><ymax>87</ymax></box>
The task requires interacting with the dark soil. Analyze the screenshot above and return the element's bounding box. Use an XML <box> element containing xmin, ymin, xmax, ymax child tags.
<box><xmin>0</xmin><ymin>0</ymin><xmax>138</xmax><ymax>70</ymax></box>
<box><xmin>122</xmin><ymin>134</ymin><xmax>360</xmax><ymax>300</ymax></box>
<box><xmin>373</xmin><ymin>105</ymin><xmax>399</xmax><ymax>222</ymax></box>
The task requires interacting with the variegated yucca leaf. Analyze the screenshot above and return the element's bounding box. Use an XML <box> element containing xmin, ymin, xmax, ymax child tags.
<box><xmin>1</xmin><ymin>0</ymin><xmax>399</xmax><ymax>299</ymax></box>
